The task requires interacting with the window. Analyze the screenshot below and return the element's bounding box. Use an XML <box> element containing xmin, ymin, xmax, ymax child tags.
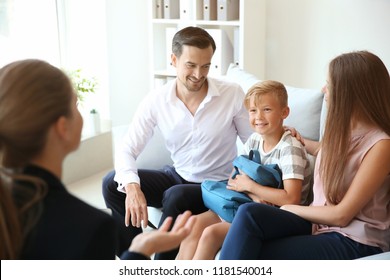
<box><xmin>57</xmin><ymin>0</ymin><xmax>109</xmax><ymax>119</ymax></box>
<box><xmin>0</xmin><ymin>0</ymin><xmax>110</xmax><ymax>130</ymax></box>
<box><xmin>0</xmin><ymin>0</ymin><xmax>60</xmax><ymax>67</ymax></box>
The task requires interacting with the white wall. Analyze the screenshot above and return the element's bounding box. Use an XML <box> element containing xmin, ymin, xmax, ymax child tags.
<box><xmin>265</xmin><ymin>0</ymin><xmax>390</xmax><ymax>89</ymax></box>
<box><xmin>105</xmin><ymin>0</ymin><xmax>150</xmax><ymax>127</ymax></box>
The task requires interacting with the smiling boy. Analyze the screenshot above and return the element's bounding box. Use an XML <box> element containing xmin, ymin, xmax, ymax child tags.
<box><xmin>176</xmin><ymin>80</ymin><xmax>312</xmax><ymax>260</ymax></box>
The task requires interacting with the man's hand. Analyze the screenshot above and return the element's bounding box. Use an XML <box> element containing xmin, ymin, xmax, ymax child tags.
<box><xmin>124</xmin><ymin>183</ymin><xmax>148</xmax><ymax>228</ymax></box>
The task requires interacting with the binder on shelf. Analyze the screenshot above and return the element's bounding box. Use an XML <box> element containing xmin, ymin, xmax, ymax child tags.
<box><xmin>233</xmin><ymin>27</ymin><xmax>240</xmax><ymax>66</ymax></box>
<box><xmin>164</xmin><ymin>0</ymin><xmax>180</xmax><ymax>19</ymax></box>
<box><xmin>166</xmin><ymin>27</ymin><xmax>177</xmax><ymax>72</ymax></box>
<box><xmin>206</xmin><ymin>28</ymin><xmax>234</xmax><ymax>76</ymax></box>
<box><xmin>180</xmin><ymin>0</ymin><xmax>191</xmax><ymax>20</ymax></box>
<box><xmin>180</xmin><ymin>0</ymin><xmax>203</xmax><ymax>20</ymax></box>
<box><xmin>217</xmin><ymin>0</ymin><xmax>239</xmax><ymax>21</ymax></box>
<box><xmin>203</xmin><ymin>0</ymin><xmax>217</xmax><ymax>21</ymax></box>
<box><xmin>155</xmin><ymin>0</ymin><xmax>164</xmax><ymax>19</ymax></box>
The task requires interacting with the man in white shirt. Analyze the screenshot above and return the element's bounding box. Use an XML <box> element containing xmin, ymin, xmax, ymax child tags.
<box><xmin>102</xmin><ymin>26</ymin><xmax>252</xmax><ymax>259</ymax></box>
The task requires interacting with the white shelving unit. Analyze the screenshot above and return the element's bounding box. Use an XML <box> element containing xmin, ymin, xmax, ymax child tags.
<box><xmin>148</xmin><ymin>0</ymin><xmax>265</xmax><ymax>87</ymax></box>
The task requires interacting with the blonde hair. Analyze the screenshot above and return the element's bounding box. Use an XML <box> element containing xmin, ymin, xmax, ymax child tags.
<box><xmin>0</xmin><ymin>59</ymin><xmax>74</xmax><ymax>259</ymax></box>
<box><xmin>244</xmin><ymin>80</ymin><xmax>288</xmax><ymax>110</ymax></box>
<box><xmin>321</xmin><ymin>51</ymin><xmax>390</xmax><ymax>204</ymax></box>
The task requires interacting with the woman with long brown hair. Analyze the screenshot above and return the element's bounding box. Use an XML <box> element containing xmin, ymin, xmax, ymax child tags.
<box><xmin>0</xmin><ymin>59</ymin><xmax>194</xmax><ymax>259</ymax></box>
<box><xmin>219</xmin><ymin>51</ymin><xmax>390</xmax><ymax>259</ymax></box>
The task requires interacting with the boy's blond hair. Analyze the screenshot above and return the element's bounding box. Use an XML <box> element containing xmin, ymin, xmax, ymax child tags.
<box><xmin>244</xmin><ymin>80</ymin><xmax>288</xmax><ymax>109</ymax></box>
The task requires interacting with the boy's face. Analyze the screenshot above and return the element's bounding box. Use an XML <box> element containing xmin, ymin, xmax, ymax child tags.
<box><xmin>248</xmin><ymin>93</ymin><xmax>289</xmax><ymax>136</ymax></box>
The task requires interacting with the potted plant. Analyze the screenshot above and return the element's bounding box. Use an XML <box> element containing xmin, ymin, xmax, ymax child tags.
<box><xmin>67</xmin><ymin>69</ymin><xmax>97</xmax><ymax>104</ymax></box>
<box><xmin>88</xmin><ymin>108</ymin><xmax>101</xmax><ymax>135</ymax></box>
<box><xmin>67</xmin><ymin>69</ymin><xmax>100</xmax><ymax>135</ymax></box>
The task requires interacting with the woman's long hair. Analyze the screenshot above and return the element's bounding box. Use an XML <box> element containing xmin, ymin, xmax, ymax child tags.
<box><xmin>0</xmin><ymin>59</ymin><xmax>73</xmax><ymax>259</ymax></box>
<box><xmin>320</xmin><ymin>51</ymin><xmax>390</xmax><ymax>204</ymax></box>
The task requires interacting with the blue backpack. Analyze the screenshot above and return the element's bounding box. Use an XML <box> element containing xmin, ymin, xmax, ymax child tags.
<box><xmin>201</xmin><ymin>150</ymin><xmax>283</xmax><ymax>223</ymax></box>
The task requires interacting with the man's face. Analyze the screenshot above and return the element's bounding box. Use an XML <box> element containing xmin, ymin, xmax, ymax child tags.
<box><xmin>172</xmin><ymin>45</ymin><xmax>213</xmax><ymax>92</ymax></box>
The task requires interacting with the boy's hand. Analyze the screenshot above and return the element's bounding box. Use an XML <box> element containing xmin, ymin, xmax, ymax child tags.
<box><xmin>227</xmin><ymin>173</ymin><xmax>253</xmax><ymax>193</ymax></box>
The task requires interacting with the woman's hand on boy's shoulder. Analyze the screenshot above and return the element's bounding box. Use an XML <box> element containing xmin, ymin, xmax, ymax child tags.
<box><xmin>284</xmin><ymin>126</ymin><xmax>305</xmax><ymax>146</ymax></box>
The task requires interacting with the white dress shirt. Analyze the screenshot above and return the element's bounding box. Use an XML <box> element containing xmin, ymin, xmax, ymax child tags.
<box><xmin>114</xmin><ymin>77</ymin><xmax>252</xmax><ymax>191</ymax></box>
